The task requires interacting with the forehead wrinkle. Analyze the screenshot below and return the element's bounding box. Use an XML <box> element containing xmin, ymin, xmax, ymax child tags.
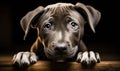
<box><xmin>45</xmin><ymin>3</ymin><xmax>74</xmax><ymax>16</ymax></box>
<box><xmin>39</xmin><ymin>3</ymin><xmax>75</xmax><ymax>25</ymax></box>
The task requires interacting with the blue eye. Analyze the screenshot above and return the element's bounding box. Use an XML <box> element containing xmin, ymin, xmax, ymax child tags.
<box><xmin>71</xmin><ymin>22</ymin><xmax>77</xmax><ymax>27</ymax></box>
<box><xmin>44</xmin><ymin>23</ymin><xmax>51</xmax><ymax>30</ymax></box>
<box><xmin>70</xmin><ymin>21</ymin><xmax>79</xmax><ymax>30</ymax></box>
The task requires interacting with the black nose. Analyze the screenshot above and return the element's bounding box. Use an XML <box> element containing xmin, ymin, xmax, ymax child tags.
<box><xmin>54</xmin><ymin>43</ymin><xmax>68</xmax><ymax>52</ymax></box>
<box><xmin>55</xmin><ymin>47</ymin><xmax>67</xmax><ymax>51</ymax></box>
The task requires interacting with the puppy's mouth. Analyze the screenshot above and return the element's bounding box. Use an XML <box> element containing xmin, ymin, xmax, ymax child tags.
<box><xmin>44</xmin><ymin>46</ymin><xmax>78</xmax><ymax>60</ymax></box>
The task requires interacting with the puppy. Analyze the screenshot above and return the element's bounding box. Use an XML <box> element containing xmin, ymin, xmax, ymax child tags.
<box><xmin>12</xmin><ymin>2</ymin><xmax>101</xmax><ymax>66</ymax></box>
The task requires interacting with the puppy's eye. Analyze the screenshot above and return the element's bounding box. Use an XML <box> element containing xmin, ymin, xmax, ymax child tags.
<box><xmin>70</xmin><ymin>21</ymin><xmax>79</xmax><ymax>30</ymax></box>
<box><xmin>44</xmin><ymin>23</ymin><xmax>52</xmax><ymax>30</ymax></box>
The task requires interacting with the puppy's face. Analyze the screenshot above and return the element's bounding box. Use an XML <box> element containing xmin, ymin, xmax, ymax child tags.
<box><xmin>38</xmin><ymin>8</ymin><xmax>85</xmax><ymax>59</ymax></box>
<box><xmin>20</xmin><ymin>3</ymin><xmax>101</xmax><ymax>60</ymax></box>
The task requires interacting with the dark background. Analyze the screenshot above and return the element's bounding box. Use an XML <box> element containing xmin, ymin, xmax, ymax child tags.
<box><xmin>0</xmin><ymin>0</ymin><xmax>119</xmax><ymax>60</ymax></box>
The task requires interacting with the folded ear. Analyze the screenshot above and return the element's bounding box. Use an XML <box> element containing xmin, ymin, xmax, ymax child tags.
<box><xmin>75</xmin><ymin>2</ymin><xmax>101</xmax><ymax>33</ymax></box>
<box><xmin>20</xmin><ymin>6</ymin><xmax>44</xmax><ymax>40</ymax></box>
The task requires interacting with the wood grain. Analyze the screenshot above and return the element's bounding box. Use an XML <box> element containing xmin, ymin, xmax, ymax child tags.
<box><xmin>0</xmin><ymin>60</ymin><xmax>120</xmax><ymax>71</ymax></box>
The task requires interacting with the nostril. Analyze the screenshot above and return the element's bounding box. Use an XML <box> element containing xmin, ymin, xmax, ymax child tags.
<box><xmin>55</xmin><ymin>47</ymin><xmax>67</xmax><ymax>51</ymax></box>
<box><xmin>61</xmin><ymin>47</ymin><xmax>67</xmax><ymax>50</ymax></box>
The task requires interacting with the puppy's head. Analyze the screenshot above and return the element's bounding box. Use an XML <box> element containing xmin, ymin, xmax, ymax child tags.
<box><xmin>20</xmin><ymin>3</ymin><xmax>101</xmax><ymax>60</ymax></box>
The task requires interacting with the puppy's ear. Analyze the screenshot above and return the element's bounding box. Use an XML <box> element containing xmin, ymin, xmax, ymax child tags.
<box><xmin>75</xmin><ymin>2</ymin><xmax>101</xmax><ymax>33</ymax></box>
<box><xmin>20</xmin><ymin>6</ymin><xmax>44</xmax><ymax>40</ymax></box>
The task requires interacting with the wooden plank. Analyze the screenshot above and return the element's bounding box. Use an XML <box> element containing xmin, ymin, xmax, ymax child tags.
<box><xmin>0</xmin><ymin>59</ymin><xmax>120</xmax><ymax>71</ymax></box>
<box><xmin>1</xmin><ymin>60</ymin><xmax>120</xmax><ymax>71</ymax></box>
<box><xmin>28</xmin><ymin>61</ymin><xmax>120</xmax><ymax>71</ymax></box>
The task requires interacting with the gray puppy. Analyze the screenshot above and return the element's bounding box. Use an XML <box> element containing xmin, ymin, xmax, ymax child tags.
<box><xmin>12</xmin><ymin>2</ymin><xmax>101</xmax><ymax>66</ymax></box>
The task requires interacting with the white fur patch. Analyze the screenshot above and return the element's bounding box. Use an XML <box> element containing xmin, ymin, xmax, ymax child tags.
<box><xmin>76</xmin><ymin>51</ymin><xmax>100</xmax><ymax>64</ymax></box>
<box><xmin>12</xmin><ymin>52</ymin><xmax>37</xmax><ymax>66</ymax></box>
<box><xmin>21</xmin><ymin>52</ymin><xmax>30</xmax><ymax>65</ymax></box>
<box><xmin>89</xmin><ymin>51</ymin><xmax>97</xmax><ymax>63</ymax></box>
<box><xmin>30</xmin><ymin>52</ymin><xmax>38</xmax><ymax>63</ymax></box>
<box><xmin>80</xmin><ymin>51</ymin><xmax>90</xmax><ymax>64</ymax></box>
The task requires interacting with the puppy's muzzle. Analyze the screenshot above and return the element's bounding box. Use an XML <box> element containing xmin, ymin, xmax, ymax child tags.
<box><xmin>52</xmin><ymin>42</ymin><xmax>69</xmax><ymax>54</ymax></box>
<box><xmin>45</xmin><ymin>41</ymin><xmax>78</xmax><ymax>59</ymax></box>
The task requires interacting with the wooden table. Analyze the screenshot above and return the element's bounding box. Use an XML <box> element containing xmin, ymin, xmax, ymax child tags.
<box><xmin>0</xmin><ymin>55</ymin><xmax>120</xmax><ymax>71</ymax></box>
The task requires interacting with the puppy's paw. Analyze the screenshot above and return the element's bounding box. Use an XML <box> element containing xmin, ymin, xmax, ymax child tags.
<box><xmin>12</xmin><ymin>52</ymin><xmax>38</xmax><ymax>66</ymax></box>
<box><xmin>76</xmin><ymin>51</ymin><xmax>100</xmax><ymax>65</ymax></box>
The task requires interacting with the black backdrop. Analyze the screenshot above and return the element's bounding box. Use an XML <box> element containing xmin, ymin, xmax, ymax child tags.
<box><xmin>0</xmin><ymin>0</ymin><xmax>119</xmax><ymax>58</ymax></box>
<box><xmin>12</xmin><ymin>0</ymin><xmax>119</xmax><ymax>43</ymax></box>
